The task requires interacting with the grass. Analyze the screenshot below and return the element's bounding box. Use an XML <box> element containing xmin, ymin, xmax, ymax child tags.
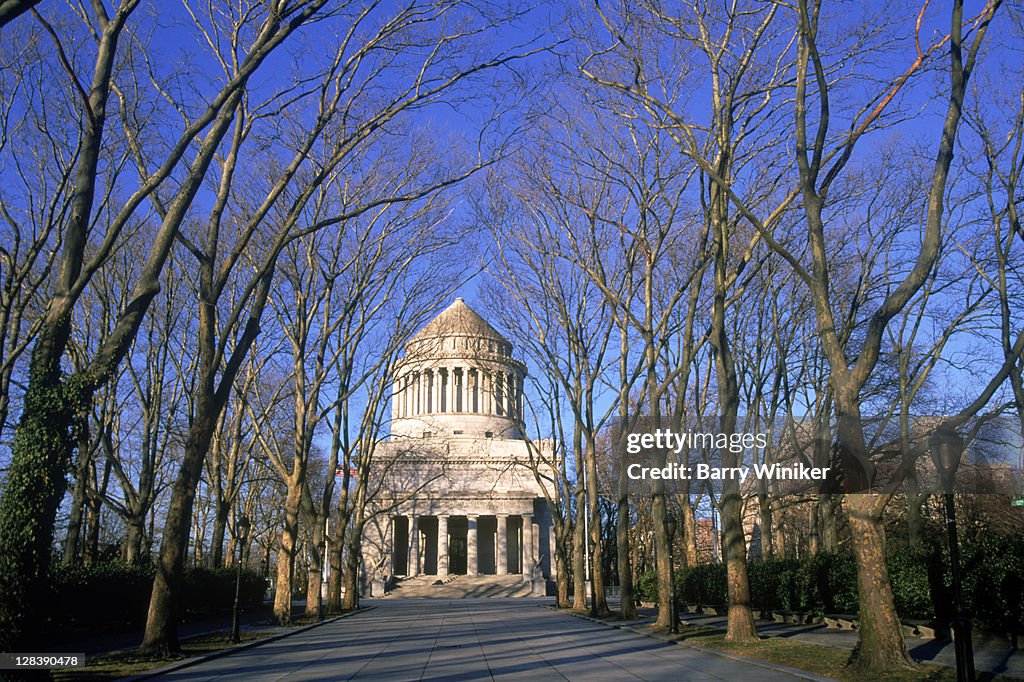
<box><xmin>636</xmin><ymin>624</ymin><xmax>1023</xmax><ymax>682</ymax></box>
<box><xmin>51</xmin><ymin>630</ymin><xmax>277</xmax><ymax>681</ymax></box>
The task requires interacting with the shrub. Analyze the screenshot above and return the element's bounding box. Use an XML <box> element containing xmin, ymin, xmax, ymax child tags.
<box><xmin>634</xmin><ymin>570</ymin><xmax>659</xmax><ymax>603</ymax></box>
<box><xmin>628</xmin><ymin>534</ymin><xmax>1023</xmax><ymax>632</ymax></box>
<box><xmin>887</xmin><ymin>548</ymin><xmax>932</xmax><ymax>620</ymax></box>
<box><xmin>180</xmin><ymin>567</ymin><xmax>267</xmax><ymax>618</ymax></box>
<box><xmin>814</xmin><ymin>552</ymin><xmax>858</xmax><ymax>614</ymax></box>
<box><xmin>49</xmin><ymin>561</ymin><xmax>154</xmax><ymax>630</ymax></box>
<box><xmin>47</xmin><ymin>561</ymin><xmax>268</xmax><ymax>633</ymax></box>
<box><xmin>954</xmin><ymin>533</ymin><xmax>1024</xmax><ymax>632</ymax></box>
<box><xmin>681</xmin><ymin>562</ymin><xmax>727</xmax><ymax>606</ymax></box>
<box><xmin>747</xmin><ymin>559</ymin><xmax>780</xmax><ymax>612</ymax></box>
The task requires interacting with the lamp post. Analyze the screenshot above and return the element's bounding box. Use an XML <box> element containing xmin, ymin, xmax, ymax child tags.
<box><xmin>665</xmin><ymin>514</ymin><xmax>679</xmax><ymax>634</ymax></box>
<box><xmin>930</xmin><ymin>424</ymin><xmax>974</xmax><ymax>682</ymax></box>
<box><xmin>231</xmin><ymin>516</ymin><xmax>251</xmax><ymax>644</ymax></box>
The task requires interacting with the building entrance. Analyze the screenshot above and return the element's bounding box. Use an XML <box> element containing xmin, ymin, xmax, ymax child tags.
<box><xmin>450</xmin><ymin>536</ymin><xmax>468</xmax><ymax>575</ymax></box>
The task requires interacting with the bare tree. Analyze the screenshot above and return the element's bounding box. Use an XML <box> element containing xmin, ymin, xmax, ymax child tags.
<box><xmin>0</xmin><ymin>0</ymin><xmax>334</xmax><ymax>651</ymax></box>
<box><xmin>139</xmin><ymin>0</ymin><xmax>544</xmax><ymax>652</ymax></box>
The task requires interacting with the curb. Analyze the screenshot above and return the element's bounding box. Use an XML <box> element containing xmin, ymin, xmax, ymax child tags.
<box><xmin>559</xmin><ymin>609</ymin><xmax>838</xmax><ymax>682</ymax></box>
<box><xmin>121</xmin><ymin>607</ymin><xmax>373</xmax><ymax>681</ymax></box>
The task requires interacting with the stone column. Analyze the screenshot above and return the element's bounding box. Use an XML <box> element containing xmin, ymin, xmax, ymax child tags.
<box><xmin>425</xmin><ymin>369</ymin><xmax>432</xmax><ymax>413</ymax></box>
<box><xmin>389</xmin><ymin>516</ymin><xmax>398</xmax><ymax>575</ymax></box>
<box><xmin>467</xmin><ymin>514</ymin><xmax>478</xmax><ymax>576</ymax></box>
<box><xmin>411</xmin><ymin>372</ymin><xmax>417</xmax><ymax>415</ymax></box>
<box><xmin>432</xmin><ymin>368</ymin><xmax>441</xmax><ymax>413</ymax></box>
<box><xmin>522</xmin><ymin>514</ymin><xmax>534</xmax><ymax>577</ymax></box>
<box><xmin>496</xmin><ymin>514</ymin><xmax>508</xmax><ymax>575</ymax></box>
<box><xmin>462</xmin><ymin>368</ymin><xmax>471</xmax><ymax>414</ymax></box>
<box><xmin>407</xmin><ymin>515</ymin><xmax>419</xmax><ymax>577</ymax></box>
<box><xmin>439</xmin><ymin>368</ymin><xmax>446</xmax><ymax>413</ymax></box>
<box><xmin>482</xmin><ymin>370</ymin><xmax>491</xmax><ymax>414</ymax></box>
<box><xmin>469</xmin><ymin>369</ymin><xmax>477</xmax><ymax>413</ymax></box>
<box><xmin>453</xmin><ymin>367</ymin><xmax>462</xmax><ymax>412</ymax></box>
<box><xmin>437</xmin><ymin>515</ymin><xmax>449</xmax><ymax>577</ymax></box>
<box><xmin>549</xmin><ymin>525</ymin><xmax>556</xmax><ymax>580</ymax></box>
<box><xmin>421</xmin><ymin>370</ymin><xmax>427</xmax><ymax>414</ymax></box>
<box><xmin>516</xmin><ymin>373</ymin><xmax>523</xmax><ymax>420</ymax></box>
<box><xmin>507</xmin><ymin>372</ymin><xmax>515</xmax><ymax>419</ymax></box>
<box><xmin>448</xmin><ymin>367</ymin><xmax>455</xmax><ymax>412</ymax></box>
<box><xmin>392</xmin><ymin>378</ymin><xmax>399</xmax><ymax>420</ymax></box>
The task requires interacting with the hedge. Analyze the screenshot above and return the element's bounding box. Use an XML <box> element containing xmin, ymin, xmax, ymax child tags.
<box><xmin>631</xmin><ymin>535</ymin><xmax>1024</xmax><ymax>630</ymax></box>
<box><xmin>47</xmin><ymin>561</ymin><xmax>268</xmax><ymax>632</ymax></box>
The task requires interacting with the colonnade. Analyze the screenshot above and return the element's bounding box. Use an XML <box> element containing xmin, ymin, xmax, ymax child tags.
<box><xmin>395</xmin><ymin>513</ymin><xmax>537</xmax><ymax>578</ymax></box>
<box><xmin>393</xmin><ymin>366</ymin><xmax>524</xmax><ymax>421</ymax></box>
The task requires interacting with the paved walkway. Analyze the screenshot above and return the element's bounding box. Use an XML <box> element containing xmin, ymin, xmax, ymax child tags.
<box><xmin>148</xmin><ymin>599</ymin><xmax>822</xmax><ymax>681</ymax></box>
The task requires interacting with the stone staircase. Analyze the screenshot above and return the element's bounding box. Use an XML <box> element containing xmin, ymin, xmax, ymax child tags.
<box><xmin>384</xmin><ymin>574</ymin><xmax>539</xmax><ymax>599</ymax></box>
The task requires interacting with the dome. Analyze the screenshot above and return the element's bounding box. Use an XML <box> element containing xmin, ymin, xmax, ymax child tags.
<box><xmin>411</xmin><ymin>298</ymin><xmax>508</xmax><ymax>344</ymax></box>
<box><xmin>391</xmin><ymin>298</ymin><xmax>525</xmax><ymax>441</ymax></box>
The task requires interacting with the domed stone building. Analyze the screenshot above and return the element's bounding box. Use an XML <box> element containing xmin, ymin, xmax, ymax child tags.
<box><xmin>361</xmin><ymin>299</ymin><xmax>554</xmax><ymax>595</ymax></box>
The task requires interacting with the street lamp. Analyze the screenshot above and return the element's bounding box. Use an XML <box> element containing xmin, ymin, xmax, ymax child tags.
<box><xmin>930</xmin><ymin>424</ymin><xmax>974</xmax><ymax>682</ymax></box>
<box><xmin>665</xmin><ymin>514</ymin><xmax>679</xmax><ymax>635</ymax></box>
<box><xmin>231</xmin><ymin>516</ymin><xmax>251</xmax><ymax>644</ymax></box>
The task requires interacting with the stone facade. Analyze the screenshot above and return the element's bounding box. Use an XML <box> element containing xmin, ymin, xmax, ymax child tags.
<box><xmin>361</xmin><ymin>299</ymin><xmax>555</xmax><ymax>594</ymax></box>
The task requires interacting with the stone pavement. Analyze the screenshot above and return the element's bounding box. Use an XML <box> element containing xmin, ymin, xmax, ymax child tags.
<box><xmin>147</xmin><ymin>599</ymin><xmax>826</xmax><ymax>681</ymax></box>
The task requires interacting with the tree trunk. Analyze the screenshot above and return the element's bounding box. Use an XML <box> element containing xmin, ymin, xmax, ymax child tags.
<box><xmin>720</xmin><ymin>478</ymin><xmax>758</xmax><ymax>641</ymax></box>
<box><xmin>124</xmin><ymin>516</ymin><xmax>146</xmax><ymax>565</ymax></box>
<box><xmin>555</xmin><ymin>536</ymin><xmax>570</xmax><ymax>609</ymax></box>
<box><xmin>585</xmin><ymin>440</ymin><xmax>608</xmax><ymax>615</ymax></box>
<box><xmin>819</xmin><ymin>494</ymin><xmax>838</xmax><ymax>553</ymax></box>
<box><xmin>758</xmin><ymin>491</ymin><xmax>774</xmax><ymax>559</ymax></box>
<box><xmin>305</xmin><ymin>512</ymin><xmax>325</xmax><ymax>619</ymax></box>
<box><xmin>139</xmin><ymin>396</ymin><xmax>218</xmax><ymax>655</ymax></box>
<box><xmin>63</xmin><ymin>443</ymin><xmax>92</xmax><ymax>565</ymax></box>
<box><xmin>342</xmin><ymin>518</ymin><xmax>366</xmax><ymax>611</ymax></box>
<box><xmin>326</xmin><ymin>532</ymin><xmax>344</xmax><ymax>613</ymax></box>
<box><xmin>85</xmin><ymin>458</ymin><xmax>110</xmax><ymax>565</ymax></box>
<box><xmin>208</xmin><ymin>499</ymin><xmax>229</xmax><ymax>569</ymax></box>
<box><xmin>616</xmin><ymin>488</ymin><xmax>636</xmax><ymax>618</ymax></box>
<box><xmin>652</xmin><ymin>492</ymin><xmax>672</xmax><ymax>629</ymax></box>
<box><xmin>680</xmin><ymin>498</ymin><xmax>698</xmax><ymax>569</ymax></box>
<box><xmin>571</xmin><ymin>515</ymin><xmax>587</xmax><ymax>611</ymax></box>
<box><xmin>274</xmin><ymin>482</ymin><xmax>302</xmax><ymax>624</ymax></box>
<box><xmin>710</xmin><ymin>187</ymin><xmax>758</xmax><ymax>642</ymax></box>
<box><xmin>835</xmin><ymin>404</ymin><xmax>916</xmax><ymax>671</ymax></box>
<box><xmin>846</xmin><ymin>494</ymin><xmax>916</xmax><ymax>671</ymax></box>
<box><xmin>0</xmin><ymin>364</ymin><xmax>82</xmax><ymax>650</ymax></box>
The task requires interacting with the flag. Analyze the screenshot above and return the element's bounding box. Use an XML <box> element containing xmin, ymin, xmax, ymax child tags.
<box><xmin>336</xmin><ymin>464</ymin><xmax>358</xmax><ymax>479</ymax></box>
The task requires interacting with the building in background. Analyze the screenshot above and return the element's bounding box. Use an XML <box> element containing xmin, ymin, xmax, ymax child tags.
<box><xmin>361</xmin><ymin>298</ymin><xmax>555</xmax><ymax>595</ymax></box>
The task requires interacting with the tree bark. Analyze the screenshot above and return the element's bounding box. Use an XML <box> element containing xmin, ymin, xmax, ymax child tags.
<box><xmin>326</xmin><ymin>532</ymin><xmax>345</xmax><ymax>613</ymax></box>
<box><xmin>124</xmin><ymin>515</ymin><xmax>146</xmax><ymax>565</ymax></box>
<box><xmin>651</xmin><ymin>492</ymin><xmax>672</xmax><ymax>629</ymax></box>
<box><xmin>585</xmin><ymin>438</ymin><xmax>608</xmax><ymax>615</ymax></box>
<box><xmin>616</xmin><ymin>481</ymin><xmax>636</xmax><ymax>618</ymax></box>
<box><xmin>274</xmin><ymin>482</ymin><xmax>302</xmax><ymax>625</ymax></box>
<box><xmin>554</xmin><ymin>537</ymin><xmax>570</xmax><ymax>609</ymax></box>
<box><xmin>139</xmin><ymin>398</ymin><xmax>219</xmax><ymax>655</ymax></box>
<box><xmin>680</xmin><ymin>499</ymin><xmax>698</xmax><ymax>569</ymax></box>
<box><xmin>342</xmin><ymin>515</ymin><xmax>367</xmax><ymax>611</ymax></box>
<box><xmin>208</xmin><ymin>499</ymin><xmax>229</xmax><ymax>569</ymax></box>
<box><xmin>847</xmin><ymin>494</ymin><xmax>914</xmax><ymax>671</ymax></box>
<box><xmin>63</xmin><ymin>429</ymin><xmax>93</xmax><ymax>565</ymax></box>
<box><xmin>305</xmin><ymin>511</ymin><xmax>325</xmax><ymax>619</ymax></box>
